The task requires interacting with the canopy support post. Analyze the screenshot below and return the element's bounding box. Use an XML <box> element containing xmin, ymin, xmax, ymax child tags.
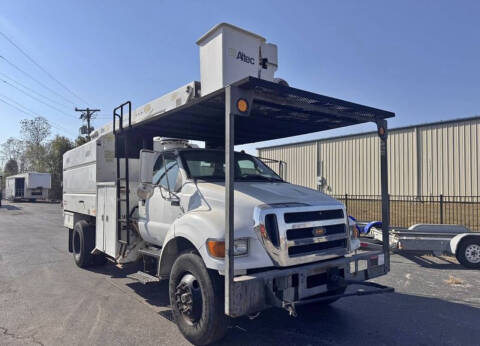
<box><xmin>377</xmin><ymin>119</ymin><xmax>390</xmax><ymax>272</ymax></box>
<box><xmin>224</xmin><ymin>85</ymin><xmax>235</xmax><ymax>315</ymax></box>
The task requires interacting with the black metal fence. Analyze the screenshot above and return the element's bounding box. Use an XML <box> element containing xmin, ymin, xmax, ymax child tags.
<box><xmin>330</xmin><ymin>194</ymin><xmax>480</xmax><ymax>231</ymax></box>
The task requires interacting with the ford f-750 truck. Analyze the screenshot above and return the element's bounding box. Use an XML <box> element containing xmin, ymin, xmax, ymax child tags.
<box><xmin>63</xmin><ymin>23</ymin><xmax>395</xmax><ymax>345</ymax></box>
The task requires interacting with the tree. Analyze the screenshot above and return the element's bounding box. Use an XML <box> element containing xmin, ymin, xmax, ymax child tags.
<box><xmin>20</xmin><ymin>117</ymin><xmax>51</xmax><ymax>172</ymax></box>
<box><xmin>45</xmin><ymin>136</ymin><xmax>73</xmax><ymax>200</ymax></box>
<box><xmin>4</xmin><ymin>159</ymin><xmax>18</xmax><ymax>176</ymax></box>
<box><xmin>0</xmin><ymin>137</ymin><xmax>25</xmax><ymax>171</ymax></box>
<box><xmin>74</xmin><ymin>135</ymin><xmax>88</xmax><ymax>147</ymax></box>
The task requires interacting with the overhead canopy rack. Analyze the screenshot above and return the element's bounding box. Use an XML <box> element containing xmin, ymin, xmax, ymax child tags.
<box><xmin>113</xmin><ymin>76</ymin><xmax>394</xmax><ymax>317</ymax></box>
<box><xmin>125</xmin><ymin>77</ymin><xmax>394</xmax><ymax>146</ymax></box>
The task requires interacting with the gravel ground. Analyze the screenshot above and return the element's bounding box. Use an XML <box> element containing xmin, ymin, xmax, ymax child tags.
<box><xmin>0</xmin><ymin>201</ymin><xmax>479</xmax><ymax>346</ymax></box>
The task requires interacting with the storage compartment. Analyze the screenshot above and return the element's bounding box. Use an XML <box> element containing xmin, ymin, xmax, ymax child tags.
<box><xmin>197</xmin><ymin>23</ymin><xmax>278</xmax><ymax>95</ymax></box>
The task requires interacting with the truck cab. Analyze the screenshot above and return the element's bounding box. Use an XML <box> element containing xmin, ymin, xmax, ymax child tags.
<box><xmin>137</xmin><ymin>146</ymin><xmax>359</xmax><ymax>274</ymax></box>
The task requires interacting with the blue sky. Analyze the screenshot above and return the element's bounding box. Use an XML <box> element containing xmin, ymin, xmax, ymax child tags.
<box><xmin>0</xmin><ymin>0</ymin><xmax>479</xmax><ymax>154</ymax></box>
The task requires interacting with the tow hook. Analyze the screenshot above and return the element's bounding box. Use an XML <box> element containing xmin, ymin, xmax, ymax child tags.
<box><xmin>282</xmin><ymin>302</ymin><xmax>297</xmax><ymax>317</ymax></box>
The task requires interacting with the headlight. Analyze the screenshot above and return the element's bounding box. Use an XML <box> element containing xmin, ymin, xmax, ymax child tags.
<box><xmin>206</xmin><ymin>238</ymin><xmax>249</xmax><ymax>258</ymax></box>
<box><xmin>233</xmin><ymin>238</ymin><xmax>249</xmax><ymax>256</ymax></box>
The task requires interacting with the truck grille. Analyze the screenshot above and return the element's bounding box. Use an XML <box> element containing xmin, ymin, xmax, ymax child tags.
<box><xmin>288</xmin><ymin>239</ymin><xmax>347</xmax><ymax>256</ymax></box>
<box><xmin>286</xmin><ymin>224</ymin><xmax>346</xmax><ymax>240</ymax></box>
<box><xmin>254</xmin><ymin>204</ymin><xmax>349</xmax><ymax>267</ymax></box>
<box><xmin>284</xmin><ymin>209</ymin><xmax>344</xmax><ymax>223</ymax></box>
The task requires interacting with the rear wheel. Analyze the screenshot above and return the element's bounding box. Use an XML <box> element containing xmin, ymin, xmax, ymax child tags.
<box><xmin>456</xmin><ymin>238</ymin><xmax>480</xmax><ymax>269</ymax></box>
<box><xmin>72</xmin><ymin>220</ymin><xmax>95</xmax><ymax>268</ymax></box>
<box><xmin>169</xmin><ymin>253</ymin><xmax>227</xmax><ymax>345</ymax></box>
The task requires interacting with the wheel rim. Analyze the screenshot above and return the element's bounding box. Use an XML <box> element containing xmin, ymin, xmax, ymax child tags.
<box><xmin>465</xmin><ymin>244</ymin><xmax>480</xmax><ymax>263</ymax></box>
<box><xmin>174</xmin><ymin>273</ymin><xmax>203</xmax><ymax>325</ymax></box>
<box><xmin>73</xmin><ymin>231</ymin><xmax>81</xmax><ymax>255</ymax></box>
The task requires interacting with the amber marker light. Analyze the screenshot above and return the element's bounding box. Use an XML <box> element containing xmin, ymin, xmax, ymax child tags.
<box><xmin>236</xmin><ymin>98</ymin><xmax>248</xmax><ymax>113</ymax></box>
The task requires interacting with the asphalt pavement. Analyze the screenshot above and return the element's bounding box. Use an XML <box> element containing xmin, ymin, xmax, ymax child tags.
<box><xmin>1</xmin><ymin>202</ymin><xmax>479</xmax><ymax>346</ymax></box>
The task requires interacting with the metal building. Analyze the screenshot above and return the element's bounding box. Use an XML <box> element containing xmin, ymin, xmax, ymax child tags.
<box><xmin>258</xmin><ymin>116</ymin><xmax>480</xmax><ymax>197</ymax></box>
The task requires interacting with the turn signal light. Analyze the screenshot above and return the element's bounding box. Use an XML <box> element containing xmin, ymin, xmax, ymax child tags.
<box><xmin>207</xmin><ymin>240</ymin><xmax>225</xmax><ymax>258</ymax></box>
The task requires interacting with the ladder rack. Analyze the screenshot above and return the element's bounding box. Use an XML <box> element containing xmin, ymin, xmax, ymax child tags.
<box><xmin>113</xmin><ymin>101</ymin><xmax>132</xmax><ymax>248</ymax></box>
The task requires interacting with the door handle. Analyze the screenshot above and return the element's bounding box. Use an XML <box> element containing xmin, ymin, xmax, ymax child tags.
<box><xmin>105</xmin><ymin>215</ymin><xmax>109</xmax><ymax>222</ymax></box>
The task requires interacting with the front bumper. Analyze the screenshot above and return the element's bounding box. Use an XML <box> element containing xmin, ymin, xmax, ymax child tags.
<box><xmin>227</xmin><ymin>249</ymin><xmax>393</xmax><ymax>317</ymax></box>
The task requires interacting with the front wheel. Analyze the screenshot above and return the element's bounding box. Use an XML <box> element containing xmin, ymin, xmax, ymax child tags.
<box><xmin>456</xmin><ymin>238</ymin><xmax>480</xmax><ymax>269</ymax></box>
<box><xmin>169</xmin><ymin>253</ymin><xmax>227</xmax><ymax>345</ymax></box>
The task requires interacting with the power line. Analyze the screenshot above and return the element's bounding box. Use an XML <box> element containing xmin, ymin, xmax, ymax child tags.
<box><xmin>0</xmin><ymin>55</ymin><xmax>76</xmax><ymax>106</ymax></box>
<box><xmin>0</xmin><ymin>71</ymin><xmax>71</xmax><ymax>108</ymax></box>
<box><xmin>0</xmin><ymin>94</ymin><xmax>75</xmax><ymax>136</ymax></box>
<box><xmin>1</xmin><ymin>78</ymin><xmax>76</xmax><ymax>118</ymax></box>
<box><xmin>1</xmin><ymin>78</ymin><xmax>75</xmax><ymax>117</ymax></box>
<box><xmin>0</xmin><ymin>94</ymin><xmax>76</xmax><ymax>136</ymax></box>
<box><xmin>0</xmin><ymin>30</ymin><xmax>90</xmax><ymax>105</ymax></box>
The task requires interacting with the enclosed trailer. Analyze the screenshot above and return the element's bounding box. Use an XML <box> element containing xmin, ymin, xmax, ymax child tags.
<box><xmin>5</xmin><ymin>172</ymin><xmax>51</xmax><ymax>201</ymax></box>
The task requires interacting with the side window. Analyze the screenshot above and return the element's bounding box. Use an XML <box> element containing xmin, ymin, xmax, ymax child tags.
<box><xmin>153</xmin><ymin>153</ymin><xmax>181</xmax><ymax>191</ymax></box>
<box><xmin>152</xmin><ymin>156</ymin><xmax>165</xmax><ymax>185</ymax></box>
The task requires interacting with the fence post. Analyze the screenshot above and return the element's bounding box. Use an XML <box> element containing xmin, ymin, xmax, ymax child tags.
<box><xmin>345</xmin><ymin>193</ymin><xmax>348</xmax><ymax>214</ymax></box>
<box><xmin>439</xmin><ymin>194</ymin><xmax>444</xmax><ymax>224</ymax></box>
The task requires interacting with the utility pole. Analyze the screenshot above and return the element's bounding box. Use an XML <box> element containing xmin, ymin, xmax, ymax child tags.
<box><xmin>75</xmin><ymin>107</ymin><xmax>100</xmax><ymax>140</ymax></box>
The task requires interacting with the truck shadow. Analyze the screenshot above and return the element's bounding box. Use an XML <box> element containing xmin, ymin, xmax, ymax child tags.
<box><xmin>88</xmin><ymin>262</ymin><xmax>480</xmax><ymax>344</ymax></box>
<box><xmin>215</xmin><ymin>291</ymin><xmax>480</xmax><ymax>345</ymax></box>
<box><xmin>395</xmin><ymin>251</ymin><xmax>469</xmax><ymax>270</ymax></box>
<box><xmin>0</xmin><ymin>204</ymin><xmax>22</xmax><ymax>210</ymax></box>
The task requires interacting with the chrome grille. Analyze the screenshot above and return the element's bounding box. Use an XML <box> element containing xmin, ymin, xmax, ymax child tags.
<box><xmin>286</xmin><ymin>224</ymin><xmax>346</xmax><ymax>240</ymax></box>
<box><xmin>254</xmin><ymin>204</ymin><xmax>349</xmax><ymax>267</ymax></box>
<box><xmin>284</xmin><ymin>209</ymin><xmax>344</xmax><ymax>223</ymax></box>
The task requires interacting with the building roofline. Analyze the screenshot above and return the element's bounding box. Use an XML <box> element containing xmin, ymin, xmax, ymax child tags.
<box><xmin>257</xmin><ymin>114</ymin><xmax>480</xmax><ymax>151</ymax></box>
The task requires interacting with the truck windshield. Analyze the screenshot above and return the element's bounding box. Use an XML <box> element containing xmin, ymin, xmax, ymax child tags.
<box><xmin>180</xmin><ymin>150</ymin><xmax>283</xmax><ymax>182</ymax></box>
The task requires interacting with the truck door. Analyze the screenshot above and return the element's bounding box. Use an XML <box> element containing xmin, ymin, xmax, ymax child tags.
<box><xmin>144</xmin><ymin>152</ymin><xmax>183</xmax><ymax>245</ymax></box>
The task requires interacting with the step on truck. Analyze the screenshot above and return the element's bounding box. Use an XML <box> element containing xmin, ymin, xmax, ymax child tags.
<box><xmin>63</xmin><ymin>23</ymin><xmax>395</xmax><ymax>345</ymax></box>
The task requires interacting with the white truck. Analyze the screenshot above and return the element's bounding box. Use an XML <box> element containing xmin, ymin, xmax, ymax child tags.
<box><xmin>5</xmin><ymin>172</ymin><xmax>51</xmax><ymax>201</ymax></box>
<box><xmin>63</xmin><ymin>23</ymin><xmax>395</xmax><ymax>345</ymax></box>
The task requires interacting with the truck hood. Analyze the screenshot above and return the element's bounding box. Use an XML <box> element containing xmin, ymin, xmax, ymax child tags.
<box><xmin>195</xmin><ymin>181</ymin><xmax>342</xmax><ymax>208</ymax></box>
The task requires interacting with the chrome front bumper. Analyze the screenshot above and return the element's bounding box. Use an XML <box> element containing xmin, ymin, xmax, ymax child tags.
<box><xmin>227</xmin><ymin>250</ymin><xmax>391</xmax><ymax>317</ymax></box>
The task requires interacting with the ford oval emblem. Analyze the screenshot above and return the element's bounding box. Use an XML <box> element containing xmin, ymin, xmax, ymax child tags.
<box><xmin>312</xmin><ymin>227</ymin><xmax>326</xmax><ymax>236</ymax></box>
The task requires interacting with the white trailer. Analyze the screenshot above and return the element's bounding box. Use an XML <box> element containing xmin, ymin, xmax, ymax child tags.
<box><xmin>5</xmin><ymin>172</ymin><xmax>51</xmax><ymax>201</ymax></box>
<box><xmin>63</xmin><ymin>23</ymin><xmax>395</xmax><ymax>345</ymax></box>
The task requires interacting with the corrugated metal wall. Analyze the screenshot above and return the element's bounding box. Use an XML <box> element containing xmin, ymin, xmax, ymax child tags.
<box><xmin>259</xmin><ymin>142</ymin><xmax>317</xmax><ymax>189</ymax></box>
<box><xmin>258</xmin><ymin>117</ymin><xmax>480</xmax><ymax>197</ymax></box>
<box><xmin>419</xmin><ymin>119</ymin><xmax>480</xmax><ymax>196</ymax></box>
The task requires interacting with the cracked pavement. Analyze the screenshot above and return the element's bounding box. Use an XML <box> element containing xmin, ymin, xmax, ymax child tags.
<box><xmin>1</xmin><ymin>202</ymin><xmax>479</xmax><ymax>345</ymax></box>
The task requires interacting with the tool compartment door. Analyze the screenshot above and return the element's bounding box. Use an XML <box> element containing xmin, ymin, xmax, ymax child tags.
<box><xmin>96</xmin><ymin>183</ymin><xmax>117</xmax><ymax>257</ymax></box>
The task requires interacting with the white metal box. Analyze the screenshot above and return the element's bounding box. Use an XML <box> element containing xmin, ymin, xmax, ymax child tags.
<box><xmin>197</xmin><ymin>23</ymin><xmax>278</xmax><ymax>95</ymax></box>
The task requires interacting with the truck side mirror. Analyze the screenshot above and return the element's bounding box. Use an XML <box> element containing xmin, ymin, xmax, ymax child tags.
<box><xmin>139</xmin><ymin>149</ymin><xmax>160</xmax><ymax>184</ymax></box>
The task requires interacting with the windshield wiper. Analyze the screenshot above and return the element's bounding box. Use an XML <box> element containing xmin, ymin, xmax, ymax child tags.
<box><xmin>237</xmin><ymin>174</ymin><xmax>283</xmax><ymax>182</ymax></box>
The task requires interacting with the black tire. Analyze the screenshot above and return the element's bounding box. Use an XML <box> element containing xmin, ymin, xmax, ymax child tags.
<box><xmin>72</xmin><ymin>220</ymin><xmax>95</xmax><ymax>268</ymax></box>
<box><xmin>169</xmin><ymin>253</ymin><xmax>227</xmax><ymax>345</ymax></box>
<box><xmin>456</xmin><ymin>237</ymin><xmax>480</xmax><ymax>269</ymax></box>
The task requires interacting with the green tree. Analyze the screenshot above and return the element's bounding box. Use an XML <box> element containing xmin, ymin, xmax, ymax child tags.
<box><xmin>20</xmin><ymin>117</ymin><xmax>51</xmax><ymax>172</ymax></box>
<box><xmin>45</xmin><ymin>135</ymin><xmax>73</xmax><ymax>200</ymax></box>
<box><xmin>75</xmin><ymin>135</ymin><xmax>88</xmax><ymax>147</ymax></box>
